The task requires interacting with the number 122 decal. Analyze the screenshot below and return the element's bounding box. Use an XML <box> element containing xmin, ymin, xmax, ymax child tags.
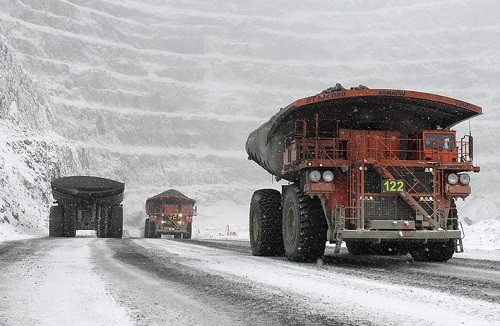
<box><xmin>381</xmin><ymin>180</ymin><xmax>405</xmax><ymax>192</ymax></box>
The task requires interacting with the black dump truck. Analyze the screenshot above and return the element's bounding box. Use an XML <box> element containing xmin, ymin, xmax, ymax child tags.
<box><xmin>49</xmin><ymin>176</ymin><xmax>125</xmax><ymax>238</ymax></box>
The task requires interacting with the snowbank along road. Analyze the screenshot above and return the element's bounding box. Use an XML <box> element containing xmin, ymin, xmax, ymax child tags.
<box><xmin>0</xmin><ymin>237</ymin><xmax>499</xmax><ymax>326</ymax></box>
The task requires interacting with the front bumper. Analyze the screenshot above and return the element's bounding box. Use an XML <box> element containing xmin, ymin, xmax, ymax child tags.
<box><xmin>340</xmin><ymin>229</ymin><xmax>461</xmax><ymax>241</ymax></box>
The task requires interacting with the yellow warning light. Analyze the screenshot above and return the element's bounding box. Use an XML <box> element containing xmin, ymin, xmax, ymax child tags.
<box><xmin>419</xmin><ymin>196</ymin><xmax>424</xmax><ymax>201</ymax></box>
<box><xmin>369</xmin><ymin>196</ymin><xmax>374</xmax><ymax>200</ymax></box>
<box><xmin>307</xmin><ymin>162</ymin><xmax>313</xmax><ymax>167</ymax></box>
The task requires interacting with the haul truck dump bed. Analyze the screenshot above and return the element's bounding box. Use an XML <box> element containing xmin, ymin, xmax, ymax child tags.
<box><xmin>246</xmin><ymin>84</ymin><xmax>481</xmax><ymax>262</ymax></box>
<box><xmin>49</xmin><ymin>176</ymin><xmax>124</xmax><ymax>238</ymax></box>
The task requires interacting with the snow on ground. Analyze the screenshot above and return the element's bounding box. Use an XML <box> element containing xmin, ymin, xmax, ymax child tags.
<box><xmin>192</xmin><ymin>201</ymin><xmax>250</xmax><ymax>240</ymax></box>
<box><xmin>0</xmin><ymin>239</ymin><xmax>134</xmax><ymax>326</ymax></box>
<box><xmin>462</xmin><ymin>219</ymin><xmax>500</xmax><ymax>251</ymax></box>
<box><xmin>140</xmin><ymin>239</ymin><xmax>500</xmax><ymax>326</ymax></box>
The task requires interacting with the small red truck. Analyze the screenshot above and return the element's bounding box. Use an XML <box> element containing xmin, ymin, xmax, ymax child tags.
<box><xmin>144</xmin><ymin>189</ymin><xmax>196</xmax><ymax>239</ymax></box>
<box><xmin>246</xmin><ymin>84</ymin><xmax>482</xmax><ymax>262</ymax></box>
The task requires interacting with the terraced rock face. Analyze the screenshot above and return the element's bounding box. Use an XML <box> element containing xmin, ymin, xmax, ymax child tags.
<box><xmin>0</xmin><ymin>0</ymin><xmax>498</xmax><ymax>230</ymax></box>
<box><xmin>0</xmin><ymin>39</ymin><xmax>78</xmax><ymax>235</ymax></box>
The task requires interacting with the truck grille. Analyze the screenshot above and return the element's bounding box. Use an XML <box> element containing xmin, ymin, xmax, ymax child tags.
<box><xmin>364</xmin><ymin>196</ymin><xmax>415</xmax><ymax>221</ymax></box>
<box><xmin>363</xmin><ymin>167</ymin><xmax>434</xmax><ymax>220</ymax></box>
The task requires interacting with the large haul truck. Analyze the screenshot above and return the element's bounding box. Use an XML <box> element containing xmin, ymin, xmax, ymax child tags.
<box><xmin>144</xmin><ymin>189</ymin><xmax>196</xmax><ymax>239</ymax></box>
<box><xmin>246</xmin><ymin>84</ymin><xmax>482</xmax><ymax>262</ymax></box>
<box><xmin>49</xmin><ymin>176</ymin><xmax>124</xmax><ymax>238</ymax></box>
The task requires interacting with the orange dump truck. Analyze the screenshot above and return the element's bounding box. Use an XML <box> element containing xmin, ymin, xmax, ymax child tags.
<box><xmin>246</xmin><ymin>84</ymin><xmax>481</xmax><ymax>262</ymax></box>
<box><xmin>144</xmin><ymin>189</ymin><xmax>196</xmax><ymax>239</ymax></box>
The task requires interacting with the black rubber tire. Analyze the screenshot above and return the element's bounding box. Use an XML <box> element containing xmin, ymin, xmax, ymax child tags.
<box><xmin>149</xmin><ymin>219</ymin><xmax>157</xmax><ymax>238</ymax></box>
<box><xmin>282</xmin><ymin>185</ymin><xmax>327</xmax><ymax>262</ymax></box>
<box><xmin>62</xmin><ymin>205</ymin><xmax>77</xmax><ymax>237</ymax></box>
<box><xmin>410</xmin><ymin>241</ymin><xmax>454</xmax><ymax>262</ymax></box>
<box><xmin>49</xmin><ymin>205</ymin><xmax>64</xmax><ymax>237</ymax></box>
<box><xmin>108</xmin><ymin>206</ymin><xmax>123</xmax><ymax>238</ymax></box>
<box><xmin>346</xmin><ymin>241</ymin><xmax>372</xmax><ymax>255</ymax></box>
<box><xmin>144</xmin><ymin>219</ymin><xmax>156</xmax><ymax>238</ymax></box>
<box><xmin>144</xmin><ymin>219</ymin><xmax>149</xmax><ymax>238</ymax></box>
<box><xmin>184</xmin><ymin>223</ymin><xmax>192</xmax><ymax>239</ymax></box>
<box><xmin>411</xmin><ymin>201</ymin><xmax>458</xmax><ymax>262</ymax></box>
<box><xmin>377</xmin><ymin>242</ymin><xmax>408</xmax><ymax>256</ymax></box>
<box><xmin>409</xmin><ymin>243</ymin><xmax>431</xmax><ymax>261</ymax></box>
<box><xmin>96</xmin><ymin>205</ymin><xmax>110</xmax><ymax>238</ymax></box>
<box><xmin>249</xmin><ymin>189</ymin><xmax>284</xmax><ymax>256</ymax></box>
<box><xmin>428</xmin><ymin>240</ymin><xmax>455</xmax><ymax>262</ymax></box>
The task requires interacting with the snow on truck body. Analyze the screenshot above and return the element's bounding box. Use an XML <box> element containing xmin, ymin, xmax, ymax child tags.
<box><xmin>144</xmin><ymin>189</ymin><xmax>196</xmax><ymax>239</ymax></box>
<box><xmin>246</xmin><ymin>85</ymin><xmax>482</xmax><ymax>262</ymax></box>
<box><xmin>49</xmin><ymin>176</ymin><xmax>124</xmax><ymax>238</ymax></box>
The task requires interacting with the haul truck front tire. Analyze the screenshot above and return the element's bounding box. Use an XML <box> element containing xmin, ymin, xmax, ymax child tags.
<box><xmin>185</xmin><ymin>223</ymin><xmax>192</xmax><ymax>239</ymax></box>
<box><xmin>49</xmin><ymin>205</ymin><xmax>64</xmax><ymax>237</ymax></box>
<box><xmin>282</xmin><ymin>185</ymin><xmax>327</xmax><ymax>262</ymax></box>
<box><xmin>249</xmin><ymin>189</ymin><xmax>284</xmax><ymax>256</ymax></box>
<box><xmin>144</xmin><ymin>219</ymin><xmax>151</xmax><ymax>238</ymax></box>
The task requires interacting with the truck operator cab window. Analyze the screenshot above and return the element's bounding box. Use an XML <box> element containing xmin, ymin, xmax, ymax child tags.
<box><xmin>425</xmin><ymin>133</ymin><xmax>455</xmax><ymax>150</ymax></box>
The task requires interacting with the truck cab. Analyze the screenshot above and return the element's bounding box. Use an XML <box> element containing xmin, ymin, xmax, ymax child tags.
<box><xmin>422</xmin><ymin>129</ymin><xmax>458</xmax><ymax>163</ymax></box>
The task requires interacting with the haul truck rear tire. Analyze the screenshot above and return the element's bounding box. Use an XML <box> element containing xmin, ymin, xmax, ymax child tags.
<box><xmin>109</xmin><ymin>206</ymin><xmax>123</xmax><ymax>238</ymax></box>
<box><xmin>282</xmin><ymin>185</ymin><xmax>327</xmax><ymax>262</ymax></box>
<box><xmin>249</xmin><ymin>189</ymin><xmax>284</xmax><ymax>256</ymax></box>
<box><xmin>62</xmin><ymin>204</ymin><xmax>77</xmax><ymax>237</ymax></box>
<box><xmin>96</xmin><ymin>205</ymin><xmax>110</xmax><ymax>238</ymax></box>
<box><xmin>49</xmin><ymin>205</ymin><xmax>64</xmax><ymax>237</ymax></box>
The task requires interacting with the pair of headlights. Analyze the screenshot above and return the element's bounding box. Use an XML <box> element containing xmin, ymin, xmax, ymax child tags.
<box><xmin>309</xmin><ymin>170</ymin><xmax>334</xmax><ymax>182</ymax></box>
<box><xmin>447</xmin><ymin>173</ymin><xmax>470</xmax><ymax>185</ymax></box>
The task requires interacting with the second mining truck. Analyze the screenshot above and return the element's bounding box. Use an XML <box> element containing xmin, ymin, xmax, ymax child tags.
<box><xmin>246</xmin><ymin>84</ymin><xmax>482</xmax><ymax>262</ymax></box>
<box><xmin>144</xmin><ymin>189</ymin><xmax>196</xmax><ymax>239</ymax></box>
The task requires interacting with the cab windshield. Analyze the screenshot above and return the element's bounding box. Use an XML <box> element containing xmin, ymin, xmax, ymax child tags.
<box><xmin>425</xmin><ymin>133</ymin><xmax>455</xmax><ymax>150</ymax></box>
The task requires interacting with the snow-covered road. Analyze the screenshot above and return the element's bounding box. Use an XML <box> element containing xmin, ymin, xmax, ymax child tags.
<box><xmin>1</xmin><ymin>237</ymin><xmax>499</xmax><ymax>326</ymax></box>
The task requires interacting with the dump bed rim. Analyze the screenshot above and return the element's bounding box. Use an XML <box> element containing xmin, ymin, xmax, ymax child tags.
<box><xmin>295</xmin><ymin>89</ymin><xmax>481</xmax><ymax>113</ymax></box>
<box><xmin>267</xmin><ymin>88</ymin><xmax>482</xmax><ymax>140</ymax></box>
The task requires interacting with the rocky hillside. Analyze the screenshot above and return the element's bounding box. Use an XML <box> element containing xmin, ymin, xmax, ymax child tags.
<box><xmin>0</xmin><ymin>39</ymin><xmax>79</xmax><ymax>237</ymax></box>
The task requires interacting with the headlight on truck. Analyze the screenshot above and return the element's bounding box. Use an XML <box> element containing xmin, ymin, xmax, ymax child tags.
<box><xmin>459</xmin><ymin>173</ymin><xmax>470</xmax><ymax>185</ymax></box>
<box><xmin>309</xmin><ymin>170</ymin><xmax>321</xmax><ymax>182</ymax></box>
<box><xmin>447</xmin><ymin>173</ymin><xmax>459</xmax><ymax>185</ymax></box>
<box><xmin>322</xmin><ymin>170</ymin><xmax>334</xmax><ymax>182</ymax></box>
